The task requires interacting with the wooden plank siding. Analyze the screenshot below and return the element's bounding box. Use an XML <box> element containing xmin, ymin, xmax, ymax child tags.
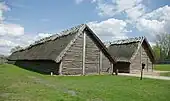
<box><xmin>141</xmin><ymin>45</ymin><xmax>152</xmax><ymax>72</ymax></box>
<box><xmin>85</xmin><ymin>33</ymin><xmax>100</xmax><ymax>74</ymax></box>
<box><xmin>62</xmin><ymin>33</ymin><xmax>83</xmax><ymax>75</ymax></box>
<box><xmin>101</xmin><ymin>53</ymin><xmax>112</xmax><ymax>73</ymax></box>
<box><xmin>61</xmin><ymin>31</ymin><xmax>111</xmax><ymax>75</ymax></box>
<box><xmin>130</xmin><ymin>45</ymin><xmax>152</xmax><ymax>73</ymax></box>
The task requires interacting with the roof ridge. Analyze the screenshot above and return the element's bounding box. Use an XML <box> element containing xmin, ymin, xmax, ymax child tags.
<box><xmin>110</xmin><ymin>36</ymin><xmax>145</xmax><ymax>45</ymax></box>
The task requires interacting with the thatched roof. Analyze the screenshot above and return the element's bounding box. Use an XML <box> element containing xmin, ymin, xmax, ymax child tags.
<box><xmin>108</xmin><ymin>37</ymin><xmax>155</xmax><ymax>62</ymax></box>
<box><xmin>8</xmin><ymin>24</ymin><xmax>83</xmax><ymax>61</ymax></box>
<box><xmin>8</xmin><ymin>24</ymin><xmax>116</xmax><ymax>63</ymax></box>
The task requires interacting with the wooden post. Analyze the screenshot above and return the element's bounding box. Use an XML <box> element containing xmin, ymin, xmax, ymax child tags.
<box><xmin>140</xmin><ymin>63</ymin><xmax>145</xmax><ymax>80</ymax></box>
<box><xmin>112</xmin><ymin>63</ymin><xmax>114</xmax><ymax>75</ymax></box>
<box><xmin>99</xmin><ymin>51</ymin><xmax>102</xmax><ymax>74</ymax></box>
<box><xmin>140</xmin><ymin>69</ymin><xmax>143</xmax><ymax>80</ymax></box>
<box><xmin>59</xmin><ymin>61</ymin><xmax>63</xmax><ymax>75</ymax></box>
<box><xmin>140</xmin><ymin>46</ymin><xmax>142</xmax><ymax>64</ymax></box>
<box><xmin>109</xmin><ymin>62</ymin><xmax>112</xmax><ymax>74</ymax></box>
<box><xmin>82</xmin><ymin>32</ymin><xmax>86</xmax><ymax>75</ymax></box>
<box><xmin>147</xmin><ymin>58</ymin><xmax>148</xmax><ymax>71</ymax></box>
<box><xmin>140</xmin><ymin>46</ymin><xmax>143</xmax><ymax>72</ymax></box>
<box><xmin>112</xmin><ymin>63</ymin><xmax>118</xmax><ymax>75</ymax></box>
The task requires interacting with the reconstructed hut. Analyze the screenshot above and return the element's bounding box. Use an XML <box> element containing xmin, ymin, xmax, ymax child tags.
<box><xmin>108</xmin><ymin>37</ymin><xmax>155</xmax><ymax>73</ymax></box>
<box><xmin>8</xmin><ymin>24</ymin><xmax>116</xmax><ymax>75</ymax></box>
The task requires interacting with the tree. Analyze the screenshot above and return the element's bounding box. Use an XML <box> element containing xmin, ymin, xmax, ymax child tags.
<box><xmin>152</xmin><ymin>45</ymin><xmax>160</xmax><ymax>61</ymax></box>
<box><xmin>10</xmin><ymin>46</ymin><xmax>23</xmax><ymax>53</ymax></box>
<box><xmin>167</xmin><ymin>50</ymin><xmax>170</xmax><ymax>59</ymax></box>
<box><xmin>155</xmin><ymin>33</ymin><xmax>170</xmax><ymax>61</ymax></box>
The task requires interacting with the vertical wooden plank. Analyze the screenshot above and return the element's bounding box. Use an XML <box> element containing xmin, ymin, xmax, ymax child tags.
<box><xmin>152</xmin><ymin>63</ymin><xmax>153</xmax><ymax>72</ymax></box>
<box><xmin>99</xmin><ymin>51</ymin><xmax>102</xmax><ymax>74</ymax></box>
<box><xmin>59</xmin><ymin>61</ymin><xmax>63</xmax><ymax>75</ymax></box>
<box><xmin>147</xmin><ymin>58</ymin><xmax>148</xmax><ymax>71</ymax></box>
<box><xmin>82</xmin><ymin>31</ymin><xmax>86</xmax><ymax>75</ymax></box>
<box><xmin>140</xmin><ymin>45</ymin><xmax>142</xmax><ymax>71</ymax></box>
<box><xmin>140</xmin><ymin>46</ymin><xmax>142</xmax><ymax>64</ymax></box>
<box><xmin>112</xmin><ymin>63</ymin><xmax>116</xmax><ymax>75</ymax></box>
<box><xmin>111</xmin><ymin>63</ymin><xmax>113</xmax><ymax>75</ymax></box>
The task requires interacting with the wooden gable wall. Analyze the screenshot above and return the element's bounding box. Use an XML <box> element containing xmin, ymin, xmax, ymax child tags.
<box><xmin>130</xmin><ymin>44</ymin><xmax>153</xmax><ymax>73</ymax></box>
<box><xmin>60</xmin><ymin>31</ymin><xmax>112</xmax><ymax>75</ymax></box>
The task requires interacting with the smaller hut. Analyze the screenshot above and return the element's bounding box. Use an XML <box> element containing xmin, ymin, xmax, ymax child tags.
<box><xmin>108</xmin><ymin>37</ymin><xmax>155</xmax><ymax>73</ymax></box>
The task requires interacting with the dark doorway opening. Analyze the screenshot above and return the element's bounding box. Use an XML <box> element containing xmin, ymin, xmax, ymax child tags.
<box><xmin>115</xmin><ymin>62</ymin><xmax>130</xmax><ymax>73</ymax></box>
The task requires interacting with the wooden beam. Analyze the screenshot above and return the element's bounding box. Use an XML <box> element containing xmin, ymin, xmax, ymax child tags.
<box><xmin>109</xmin><ymin>62</ymin><xmax>112</xmax><ymax>74</ymax></box>
<box><xmin>99</xmin><ymin>51</ymin><xmax>102</xmax><ymax>74</ymax></box>
<box><xmin>82</xmin><ymin>31</ymin><xmax>86</xmax><ymax>75</ymax></box>
<box><xmin>59</xmin><ymin>61</ymin><xmax>63</xmax><ymax>75</ymax></box>
<box><xmin>147</xmin><ymin>58</ymin><xmax>148</xmax><ymax>71</ymax></box>
<box><xmin>152</xmin><ymin>63</ymin><xmax>153</xmax><ymax>72</ymax></box>
<box><xmin>140</xmin><ymin>45</ymin><xmax>142</xmax><ymax>64</ymax></box>
<box><xmin>140</xmin><ymin>46</ymin><xmax>143</xmax><ymax>71</ymax></box>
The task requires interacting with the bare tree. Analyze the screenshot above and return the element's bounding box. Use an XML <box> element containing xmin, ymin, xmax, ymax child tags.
<box><xmin>155</xmin><ymin>33</ymin><xmax>170</xmax><ymax>60</ymax></box>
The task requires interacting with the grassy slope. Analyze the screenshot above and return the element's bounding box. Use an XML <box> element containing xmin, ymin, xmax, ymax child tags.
<box><xmin>0</xmin><ymin>64</ymin><xmax>170</xmax><ymax>101</ymax></box>
<box><xmin>154</xmin><ymin>64</ymin><xmax>170</xmax><ymax>71</ymax></box>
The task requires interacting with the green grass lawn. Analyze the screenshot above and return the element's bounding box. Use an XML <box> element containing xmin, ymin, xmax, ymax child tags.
<box><xmin>154</xmin><ymin>64</ymin><xmax>170</xmax><ymax>71</ymax></box>
<box><xmin>0</xmin><ymin>64</ymin><xmax>170</xmax><ymax>101</ymax></box>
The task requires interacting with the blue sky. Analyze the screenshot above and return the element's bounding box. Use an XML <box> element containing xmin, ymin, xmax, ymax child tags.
<box><xmin>0</xmin><ymin>0</ymin><xmax>170</xmax><ymax>55</ymax></box>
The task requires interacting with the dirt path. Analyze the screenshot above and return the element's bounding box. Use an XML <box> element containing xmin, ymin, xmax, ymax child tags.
<box><xmin>119</xmin><ymin>73</ymin><xmax>170</xmax><ymax>80</ymax></box>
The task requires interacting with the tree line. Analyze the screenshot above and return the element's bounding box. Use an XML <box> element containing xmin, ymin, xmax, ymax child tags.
<box><xmin>152</xmin><ymin>33</ymin><xmax>170</xmax><ymax>62</ymax></box>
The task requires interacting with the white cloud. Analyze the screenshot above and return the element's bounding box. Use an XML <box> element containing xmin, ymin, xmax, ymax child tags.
<box><xmin>125</xmin><ymin>4</ymin><xmax>146</xmax><ymax>20</ymax></box>
<box><xmin>86</xmin><ymin>0</ymin><xmax>170</xmax><ymax>43</ymax></box>
<box><xmin>88</xmin><ymin>18</ymin><xmax>129</xmax><ymax>41</ymax></box>
<box><xmin>0</xmin><ymin>2</ymin><xmax>10</xmax><ymax>21</ymax></box>
<box><xmin>92</xmin><ymin>0</ymin><xmax>145</xmax><ymax>17</ymax></box>
<box><xmin>136</xmin><ymin>19</ymin><xmax>165</xmax><ymax>36</ymax></box>
<box><xmin>115</xmin><ymin>0</ymin><xmax>143</xmax><ymax>13</ymax></box>
<box><xmin>0</xmin><ymin>23</ymin><xmax>24</xmax><ymax>36</ymax></box>
<box><xmin>143</xmin><ymin>5</ymin><xmax>170</xmax><ymax>21</ymax></box>
<box><xmin>136</xmin><ymin>5</ymin><xmax>170</xmax><ymax>37</ymax></box>
<box><xmin>75</xmin><ymin>0</ymin><xmax>84</xmax><ymax>4</ymax></box>
<box><xmin>0</xmin><ymin>2</ymin><xmax>24</xmax><ymax>37</ymax></box>
<box><xmin>96</xmin><ymin>2</ymin><xmax>116</xmax><ymax>17</ymax></box>
<box><xmin>35</xmin><ymin>33</ymin><xmax>52</xmax><ymax>40</ymax></box>
<box><xmin>0</xmin><ymin>2</ymin><xmax>53</xmax><ymax>55</ymax></box>
<box><xmin>0</xmin><ymin>39</ymin><xmax>18</xmax><ymax>47</ymax></box>
<box><xmin>93</xmin><ymin>0</ymin><xmax>170</xmax><ymax>38</ymax></box>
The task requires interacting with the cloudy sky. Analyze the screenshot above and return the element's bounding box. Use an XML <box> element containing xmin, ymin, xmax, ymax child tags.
<box><xmin>0</xmin><ymin>0</ymin><xmax>170</xmax><ymax>55</ymax></box>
